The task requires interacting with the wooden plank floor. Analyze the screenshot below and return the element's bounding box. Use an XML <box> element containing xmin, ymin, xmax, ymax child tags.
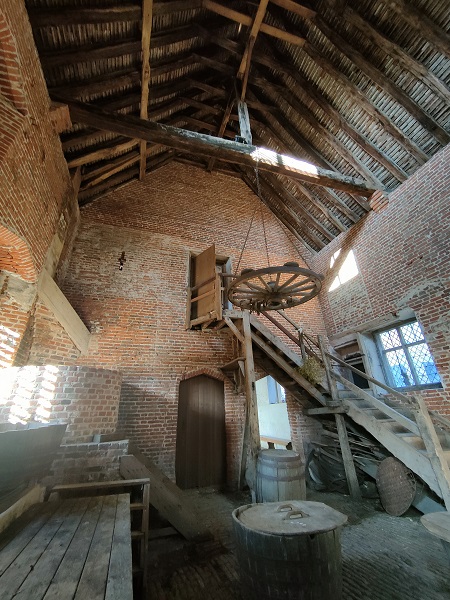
<box><xmin>0</xmin><ymin>494</ymin><xmax>133</xmax><ymax>600</ymax></box>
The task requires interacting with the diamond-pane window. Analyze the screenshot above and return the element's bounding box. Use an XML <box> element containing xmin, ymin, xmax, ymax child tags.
<box><xmin>377</xmin><ymin>320</ymin><xmax>441</xmax><ymax>389</ymax></box>
<box><xmin>379</xmin><ymin>329</ymin><xmax>401</xmax><ymax>350</ymax></box>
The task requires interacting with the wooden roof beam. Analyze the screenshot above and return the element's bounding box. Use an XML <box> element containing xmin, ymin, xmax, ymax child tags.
<box><xmin>381</xmin><ymin>0</ymin><xmax>450</xmax><ymax>60</ymax></box>
<box><xmin>343</xmin><ymin>6</ymin><xmax>450</xmax><ymax>106</ymax></box>
<box><xmin>260</xmin><ymin>172</ymin><xmax>336</xmax><ymax>242</ymax></box>
<box><xmin>270</xmin><ymin>0</ymin><xmax>316</xmax><ymax>19</ymax></box>
<box><xmin>247</xmin><ymin>91</ymin><xmax>369</xmax><ymax>214</ymax></box>
<box><xmin>202</xmin><ymin>0</ymin><xmax>305</xmax><ymax>46</ymax></box>
<box><xmin>253</xmin><ymin>49</ymin><xmax>410</xmax><ymax>182</ymax></box>
<box><xmin>249</xmin><ymin>126</ymin><xmax>349</xmax><ymax>232</ymax></box>
<box><xmin>67</xmin><ymin>138</ymin><xmax>140</xmax><ymax>168</ymax></box>
<box><xmin>207</xmin><ymin>91</ymin><xmax>235</xmax><ymax>172</ymax></box>
<box><xmin>81</xmin><ymin>152</ymin><xmax>141</xmax><ymax>190</ymax></box>
<box><xmin>197</xmin><ymin>22</ymin><xmax>429</xmax><ymax>164</ymax></box>
<box><xmin>28</xmin><ymin>2</ymin><xmax>203</xmax><ymax>26</ymax></box>
<box><xmin>139</xmin><ymin>0</ymin><xmax>154</xmax><ymax>180</ymax></box>
<box><xmin>191</xmin><ymin>50</ymin><xmax>384</xmax><ymax>185</ymax></box>
<box><xmin>251</xmin><ymin>131</ymin><xmax>350</xmax><ymax>232</ymax></box>
<box><xmin>59</xmin><ymin>97</ymin><xmax>380</xmax><ymax>195</ymax></box>
<box><xmin>290</xmin><ymin>181</ymin><xmax>347</xmax><ymax>233</ymax></box>
<box><xmin>28</xmin><ymin>6</ymin><xmax>142</xmax><ymax>26</ymax></box>
<box><xmin>49</xmin><ymin>69</ymin><xmax>141</xmax><ymax>99</ymax></box>
<box><xmin>41</xmin><ymin>40</ymin><xmax>141</xmax><ymax>69</ymax></box>
<box><xmin>237</xmin><ymin>0</ymin><xmax>269</xmax><ymax>101</ymax></box>
<box><xmin>249</xmin><ymin>75</ymin><xmax>384</xmax><ymax>188</ymax></box>
<box><xmin>313</xmin><ymin>15</ymin><xmax>450</xmax><ymax>146</ymax></box>
<box><xmin>78</xmin><ymin>150</ymin><xmax>175</xmax><ymax>205</ymax></box>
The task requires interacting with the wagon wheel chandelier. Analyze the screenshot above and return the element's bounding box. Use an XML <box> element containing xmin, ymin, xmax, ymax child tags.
<box><xmin>228</xmin><ymin>264</ymin><xmax>323</xmax><ymax>312</ymax></box>
<box><xmin>227</xmin><ymin>165</ymin><xmax>324</xmax><ymax>313</ymax></box>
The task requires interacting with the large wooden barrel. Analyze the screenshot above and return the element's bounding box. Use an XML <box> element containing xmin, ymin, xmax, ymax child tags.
<box><xmin>232</xmin><ymin>501</ymin><xmax>347</xmax><ymax>600</ymax></box>
<box><xmin>256</xmin><ymin>449</ymin><xmax>306</xmax><ymax>502</ymax></box>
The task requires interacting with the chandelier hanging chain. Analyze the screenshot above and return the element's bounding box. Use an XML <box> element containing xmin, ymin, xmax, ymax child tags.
<box><xmin>228</xmin><ymin>146</ymin><xmax>324</xmax><ymax>312</ymax></box>
<box><xmin>255</xmin><ymin>164</ymin><xmax>271</xmax><ymax>270</ymax></box>
<box><xmin>234</xmin><ymin>202</ymin><xmax>259</xmax><ymax>276</ymax></box>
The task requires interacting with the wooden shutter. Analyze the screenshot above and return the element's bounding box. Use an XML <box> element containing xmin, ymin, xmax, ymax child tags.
<box><xmin>186</xmin><ymin>244</ymin><xmax>222</xmax><ymax>328</ymax></box>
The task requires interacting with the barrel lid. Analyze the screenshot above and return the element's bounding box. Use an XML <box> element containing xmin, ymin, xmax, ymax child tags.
<box><xmin>259</xmin><ymin>449</ymin><xmax>300</xmax><ymax>461</ymax></box>
<box><xmin>233</xmin><ymin>501</ymin><xmax>347</xmax><ymax>536</ymax></box>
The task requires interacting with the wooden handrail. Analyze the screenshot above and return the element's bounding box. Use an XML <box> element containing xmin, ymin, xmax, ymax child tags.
<box><xmin>324</xmin><ymin>350</ymin><xmax>415</xmax><ymax>405</ymax></box>
<box><xmin>430</xmin><ymin>410</ymin><xmax>450</xmax><ymax>431</ymax></box>
<box><xmin>261</xmin><ymin>311</ymin><xmax>304</xmax><ymax>350</ymax></box>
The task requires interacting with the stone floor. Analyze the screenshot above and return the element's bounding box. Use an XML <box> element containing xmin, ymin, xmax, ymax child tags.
<box><xmin>146</xmin><ymin>487</ymin><xmax>449</xmax><ymax>600</ymax></box>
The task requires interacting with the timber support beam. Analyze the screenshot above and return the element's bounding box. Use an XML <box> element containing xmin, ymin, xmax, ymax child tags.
<box><xmin>58</xmin><ymin>97</ymin><xmax>381</xmax><ymax>196</ymax></box>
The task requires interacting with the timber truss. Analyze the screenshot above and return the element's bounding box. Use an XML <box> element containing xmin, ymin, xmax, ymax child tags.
<box><xmin>26</xmin><ymin>0</ymin><xmax>450</xmax><ymax>252</ymax></box>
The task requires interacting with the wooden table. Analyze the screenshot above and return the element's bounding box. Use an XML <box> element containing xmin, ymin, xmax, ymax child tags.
<box><xmin>0</xmin><ymin>494</ymin><xmax>133</xmax><ymax>600</ymax></box>
<box><xmin>421</xmin><ymin>511</ymin><xmax>450</xmax><ymax>563</ymax></box>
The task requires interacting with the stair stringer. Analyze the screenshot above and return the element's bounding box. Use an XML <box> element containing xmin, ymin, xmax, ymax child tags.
<box><xmin>222</xmin><ymin>313</ymin><xmax>447</xmax><ymax>503</ymax></box>
<box><xmin>344</xmin><ymin>400</ymin><xmax>441</xmax><ymax>496</ymax></box>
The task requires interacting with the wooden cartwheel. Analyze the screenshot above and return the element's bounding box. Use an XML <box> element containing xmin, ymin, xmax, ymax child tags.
<box><xmin>227</xmin><ymin>263</ymin><xmax>324</xmax><ymax>312</ymax></box>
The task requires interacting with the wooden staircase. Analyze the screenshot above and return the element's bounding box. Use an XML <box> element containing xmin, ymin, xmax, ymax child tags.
<box><xmin>222</xmin><ymin>309</ymin><xmax>450</xmax><ymax>510</ymax></box>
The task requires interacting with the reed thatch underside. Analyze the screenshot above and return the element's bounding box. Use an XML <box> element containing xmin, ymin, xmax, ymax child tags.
<box><xmin>26</xmin><ymin>0</ymin><xmax>450</xmax><ymax>251</ymax></box>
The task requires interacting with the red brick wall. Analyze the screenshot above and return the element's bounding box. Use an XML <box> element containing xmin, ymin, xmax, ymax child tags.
<box><xmin>44</xmin><ymin>440</ymin><xmax>130</xmax><ymax>486</ymax></box>
<box><xmin>0</xmin><ymin>1</ymin><xmax>76</xmax><ymax>280</ymax></box>
<box><xmin>0</xmin><ymin>365</ymin><xmax>122</xmax><ymax>442</ymax></box>
<box><xmin>28</xmin><ymin>162</ymin><xmax>328</xmax><ymax>484</ymax></box>
<box><xmin>310</xmin><ymin>145</ymin><xmax>450</xmax><ymax>415</ymax></box>
<box><xmin>0</xmin><ymin>1</ymin><xmax>78</xmax><ymax>373</ymax></box>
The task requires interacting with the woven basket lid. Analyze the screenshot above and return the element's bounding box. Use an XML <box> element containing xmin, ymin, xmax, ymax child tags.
<box><xmin>233</xmin><ymin>501</ymin><xmax>347</xmax><ymax>536</ymax></box>
<box><xmin>376</xmin><ymin>457</ymin><xmax>416</xmax><ymax>516</ymax></box>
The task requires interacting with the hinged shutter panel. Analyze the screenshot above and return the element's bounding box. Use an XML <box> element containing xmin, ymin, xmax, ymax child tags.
<box><xmin>188</xmin><ymin>244</ymin><xmax>222</xmax><ymax>327</ymax></box>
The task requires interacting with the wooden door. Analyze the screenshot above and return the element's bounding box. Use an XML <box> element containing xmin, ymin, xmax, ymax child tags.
<box><xmin>176</xmin><ymin>375</ymin><xmax>226</xmax><ymax>489</ymax></box>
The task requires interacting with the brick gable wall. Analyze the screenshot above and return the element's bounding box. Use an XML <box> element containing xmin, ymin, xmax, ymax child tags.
<box><xmin>27</xmin><ymin>162</ymin><xmax>327</xmax><ymax>483</ymax></box>
<box><xmin>310</xmin><ymin>145</ymin><xmax>450</xmax><ymax>415</ymax></box>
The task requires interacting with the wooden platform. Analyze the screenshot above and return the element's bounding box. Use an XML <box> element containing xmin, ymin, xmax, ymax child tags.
<box><xmin>0</xmin><ymin>494</ymin><xmax>133</xmax><ymax>600</ymax></box>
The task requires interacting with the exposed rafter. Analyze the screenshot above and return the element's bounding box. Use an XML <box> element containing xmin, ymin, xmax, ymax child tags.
<box><xmin>139</xmin><ymin>0</ymin><xmax>154</xmax><ymax>180</ymax></box>
<box><xmin>202</xmin><ymin>0</ymin><xmax>306</xmax><ymax>46</ymax></box>
<box><xmin>58</xmin><ymin>97</ymin><xmax>379</xmax><ymax>195</ymax></box>
<box><xmin>312</xmin><ymin>15</ymin><xmax>449</xmax><ymax>146</ymax></box>
<box><xmin>26</xmin><ymin>0</ymin><xmax>450</xmax><ymax>249</ymax></box>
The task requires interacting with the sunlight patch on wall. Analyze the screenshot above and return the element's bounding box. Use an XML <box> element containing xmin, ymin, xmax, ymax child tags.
<box><xmin>4</xmin><ymin>364</ymin><xmax>59</xmax><ymax>424</ymax></box>
<box><xmin>329</xmin><ymin>249</ymin><xmax>359</xmax><ymax>291</ymax></box>
<box><xmin>0</xmin><ymin>325</ymin><xmax>20</xmax><ymax>368</ymax></box>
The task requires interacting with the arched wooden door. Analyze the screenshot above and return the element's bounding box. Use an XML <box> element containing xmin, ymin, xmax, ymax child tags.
<box><xmin>176</xmin><ymin>375</ymin><xmax>226</xmax><ymax>489</ymax></box>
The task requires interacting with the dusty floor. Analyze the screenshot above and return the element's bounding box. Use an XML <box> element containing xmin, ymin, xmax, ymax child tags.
<box><xmin>146</xmin><ymin>487</ymin><xmax>449</xmax><ymax>600</ymax></box>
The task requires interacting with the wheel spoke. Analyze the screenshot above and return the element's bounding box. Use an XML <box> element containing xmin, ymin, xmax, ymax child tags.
<box><xmin>227</xmin><ymin>266</ymin><xmax>322</xmax><ymax>311</ymax></box>
<box><xmin>277</xmin><ymin>273</ymin><xmax>303</xmax><ymax>290</ymax></box>
<box><xmin>256</xmin><ymin>276</ymin><xmax>273</xmax><ymax>291</ymax></box>
<box><xmin>242</xmin><ymin>281</ymin><xmax>268</xmax><ymax>293</ymax></box>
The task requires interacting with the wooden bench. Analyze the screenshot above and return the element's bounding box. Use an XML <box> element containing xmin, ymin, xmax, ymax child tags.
<box><xmin>0</xmin><ymin>494</ymin><xmax>133</xmax><ymax>600</ymax></box>
<box><xmin>51</xmin><ymin>478</ymin><xmax>150</xmax><ymax>590</ymax></box>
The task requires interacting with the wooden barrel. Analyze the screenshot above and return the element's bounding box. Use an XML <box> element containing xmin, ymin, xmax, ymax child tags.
<box><xmin>232</xmin><ymin>501</ymin><xmax>347</xmax><ymax>600</ymax></box>
<box><xmin>256</xmin><ymin>449</ymin><xmax>306</xmax><ymax>502</ymax></box>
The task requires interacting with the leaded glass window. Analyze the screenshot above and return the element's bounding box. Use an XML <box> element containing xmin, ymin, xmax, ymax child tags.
<box><xmin>377</xmin><ymin>321</ymin><xmax>440</xmax><ymax>388</ymax></box>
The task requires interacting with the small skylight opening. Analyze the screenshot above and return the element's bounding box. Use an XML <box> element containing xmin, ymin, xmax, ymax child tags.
<box><xmin>329</xmin><ymin>249</ymin><xmax>359</xmax><ymax>291</ymax></box>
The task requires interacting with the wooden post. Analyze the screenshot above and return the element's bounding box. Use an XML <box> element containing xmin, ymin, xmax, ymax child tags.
<box><xmin>318</xmin><ymin>334</ymin><xmax>361</xmax><ymax>499</ymax></box>
<box><xmin>318</xmin><ymin>334</ymin><xmax>340</xmax><ymax>406</ymax></box>
<box><xmin>240</xmin><ymin>310</ymin><xmax>261</xmax><ymax>495</ymax></box>
<box><xmin>414</xmin><ymin>395</ymin><xmax>450</xmax><ymax>511</ymax></box>
<box><xmin>335</xmin><ymin>414</ymin><xmax>362</xmax><ymax>500</ymax></box>
<box><xmin>298</xmin><ymin>329</ymin><xmax>307</xmax><ymax>361</ymax></box>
